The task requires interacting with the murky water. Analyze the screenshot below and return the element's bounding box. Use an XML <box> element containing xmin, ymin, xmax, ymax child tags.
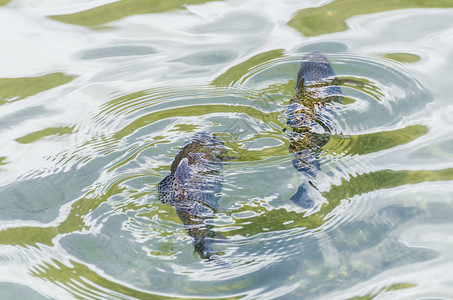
<box><xmin>1</xmin><ymin>0</ymin><xmax>453</xmax><ymax>299</ymax></box>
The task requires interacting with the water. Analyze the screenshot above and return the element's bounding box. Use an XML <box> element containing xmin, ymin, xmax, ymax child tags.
<box><xmin>1</xmin><ymin>0</ymin><xmax>453</xmax><ymax>299</ymax></box>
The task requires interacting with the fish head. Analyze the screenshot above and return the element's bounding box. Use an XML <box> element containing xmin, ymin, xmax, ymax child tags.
<box><xmin>297</xmin><ymin>52</ymin><xmax>342</xmax><ymax>98</ymax></box>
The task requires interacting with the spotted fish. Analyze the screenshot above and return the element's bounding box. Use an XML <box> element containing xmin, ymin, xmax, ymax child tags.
<box><xmin>158</xmin><ymin>131</ymin><xmax>226</xmax><ymax>259</ymax></box>
<box><xmin>286</xmin><ymin>52</ymin><xmax>343</xmax><ymax>208</ymax></box>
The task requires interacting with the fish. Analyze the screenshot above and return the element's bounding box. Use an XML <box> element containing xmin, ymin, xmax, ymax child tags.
<box><xmin>158</xmin><ymin>131</ymin><xmax>227</xmax><ymax>259</ymax></box>
<box><xmin>286</xmin><ymin>52</ymin><xmax>343</xmax><ymax>208</ymax></box>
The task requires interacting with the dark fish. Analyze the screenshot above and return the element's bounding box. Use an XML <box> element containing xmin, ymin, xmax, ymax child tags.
<box><xmin>158</xmin><ymin>131</ymin><xmax>226</xmax><ymax>259</ymax></box>
<box><xmin>286</xmin><ymin>52</ymin><xmax>342</xmax><ymax>208</ymax></box>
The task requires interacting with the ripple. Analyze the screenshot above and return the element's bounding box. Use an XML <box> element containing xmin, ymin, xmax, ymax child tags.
<box><xmin>0</xmin><ymin>50</ymin><xmax>437</xmax><ymax>299</ymax></box>
<box><xmin>2</xmin><ymin>0</ymin><xmax>453</xmax><ymax>298</ymax></box>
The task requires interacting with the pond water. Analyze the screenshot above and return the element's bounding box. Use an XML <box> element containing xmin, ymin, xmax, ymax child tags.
<box><xmin>1</xmin><ymin>0</ymin><xmax>453</xmax><ymax>299</ymax></box>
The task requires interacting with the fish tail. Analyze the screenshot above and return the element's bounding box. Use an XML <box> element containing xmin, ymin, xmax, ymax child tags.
<box><xmin>193</xmin><ymin>236</ymin><xmax>217</xmax><ymax>259</ymax></box>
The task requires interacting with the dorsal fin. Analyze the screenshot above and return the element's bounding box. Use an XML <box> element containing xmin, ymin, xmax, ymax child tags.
<box><xmin>296</xmin><ymin>77</ymin><xmax>305</xmax><ymax>93</ymax></box>
<box><xmin>171</xmin><ymin>158</ymin><xmax>191</xmax><ymax>205</ymax></box>
<box><xmin>174</xmin><ymin>158</ymin><xmax>191</xmax><ymax>184</ymax></box>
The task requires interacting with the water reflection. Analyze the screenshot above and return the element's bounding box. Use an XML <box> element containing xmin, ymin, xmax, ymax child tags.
<box><xmin>80</xmin><ymin>45</ymin><xmax>156</xmax><ymax>60</ymax></box>
<box><xmin>30</xmin><ymin>259</ymin><xmax>174</xmax><ymax>299</ymax></box>
<box><xmin>1</xmin><ymin>0</ymin><xmax>453</xmax><ymax>298</ymax></box>
<box><xmin>288</xmin><ymin>0</ymin><xmax>453</xmax><ymax>37</ymax></box>
<box><xmin>50</xmin><ymin>0</ymin><xmax>222</xmax><ymax>27</ymax></box>
<box><xmin>0</xmin><ymin>73</ymin><xmax>74</xmax><ymax>105</ymax></box>
<box><xmin>0</xmin><ymin>50</ymin><xmax>446</xmax><ymax>298</ymax></box>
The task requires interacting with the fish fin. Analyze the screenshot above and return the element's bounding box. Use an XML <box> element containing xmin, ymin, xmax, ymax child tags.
<box><xmin>290</xmin><ymin>182</ymin><xmax>315</xmax><ymax>209</ymax></box>
<box><xmin>170</xmin><ymin>158</ymin><xmax>191</xmax><ymax>204</ymax></box>
<box><xmin>174</xmin><ymin>158</ymin><xmax>191</xmax><ymax>184</ymax></box>
<box><xmin>193</xmin><ymin>236</ymin><xmax>216</xmax><ymax>259</ymax></box>
<box><xmin>296</xmin><ymin>77</ymin><xmax>305</xmax><ymax>93</ymax></box>
<box><xmin>193</xmin><ymin>236</ymin><xmax>227</xmax><ymax>260</ymax></box>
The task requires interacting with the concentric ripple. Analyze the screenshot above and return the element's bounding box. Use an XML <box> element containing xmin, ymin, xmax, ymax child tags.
<box><xmin>4</xmin><ymin>49</ymin><xmax>440</xmax><ymax>299</ymax></box>
<box><xmin>0</xmin><ymin>43</ymin><xmax>448</xmax><ymax>298</ymax></box>
<box><xmin>2</xmin><ymin>0</ymin><xmax>453</xmax><ymax>297</ymax></box>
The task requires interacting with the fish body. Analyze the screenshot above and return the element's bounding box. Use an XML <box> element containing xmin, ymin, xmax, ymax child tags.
<box><xmin>158</xmin><ymin>131</ymin><xmax>226</xmax><ymax>259</ymax></box>
<box><xmin>286</xmin><ymin>52</ymin><xmax>342</xmax><ymax>208</ymax></box>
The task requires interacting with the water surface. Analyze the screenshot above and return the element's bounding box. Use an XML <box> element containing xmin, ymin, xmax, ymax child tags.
<box><xmin>1</xmin><ymin>0</ymin><xmax>453</xmax><ymax>299</ymax></box>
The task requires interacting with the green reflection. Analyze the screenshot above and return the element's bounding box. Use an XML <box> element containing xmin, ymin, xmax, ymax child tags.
<box><xmin>222</xmin><ymin>126</ymin><xmax>433</xmax><ymax>237</ymax></box>
<box><xmin>170</xmin><ymin>123</ymin><xmax>201</xmax><ymax>133</ymax></box>
<box><xmin>327</xmin><ymin>125</ymin><xmax>428</xmax><ymax>156</ymax></box>
<box><xmin>0</xmin><ymin>174</ymin><xmax>147</xmax><ymax>247</ymax></box>
<box><xmin>223</xmin><ymin>138</ymin><xmax>289</xmax><ymax>161</ymax></box>
<box><xmin>15</xmin><ymin>126</ymin><xmax>75</xmax><ymax>144</ymax></box>
<box><xmin>325</xmin><ymin>167</ymin><xmax>453</xmax><ymax>204</ymax></box>
<box><xmin>212</xmin><ymin>49</ymin><xmax>284</xmax><ymax>86</ymax></box>
<box><xmin>30</xmin><ymin>259</ymin><xmax>185</xmax><ymax>299</ymax></box>
<box><xmin>100</xmin><ymin>90</ymin><xmax>148</xmax><ymax>117</ymax></box>
<box><xmin>113</xmin><ymin>104</ymin><xmax>282</xmax><ymax>140</ymax></box>
<box><xmin>0</xmin><ymin>227</ymin><xmax>57</xmax><ymax>247</ymax></box>
<box><xmin>2</xmin><ymin>104</ymin><xmax>426</xmax><ymax>245</ymax></box>
<box><xmin>338</xmin><ymin>76</ymin><xmax>384</xmax><ymax>102</ymax></box>
<box><xmin>288</xmin><ymin>0</ymin><xmax>453</xmax><ymax>37</ymax></box>
<box><xmin>387</xmin><ymin>282</ymin><xmax>417</xmax><ymax>291</ymax></box>
<box><xmin>50</xmin><ymin>0</ymin><xmax>222</xmax><ymax>27</ymax></box>
<box><xmin>381</xmin><ymin>53</ymin><xmax>421</xmax><ymax>64</ymax></box>
<box><xmin>226</xmin><ymin>204</ymin><xmax>324</xmax><ymax>236</ymax></box>
<box><xmin>258</xmin><ymin>81</ymin><xmax>295</xmax><ymax>96</ymax></box>
<box><xmin>0</xmin><ymin>0</ymin><xmax>9</xmax><ymax>6</ymax></box>
<box><xmin>0</xmin><ymin>73</ymin><xmax>74</xmax><ymax>104</ymax></box>
<box><xmin>30</xmin><ymin>254</ymin><xmax>247</xmax><ymax>299</ymax></box>
<box><xmin>226</xmin><ymin>167</ymin><xmax>453</xmax><ymax>237</ymax></box>
<box><xmin>347</xmin><ymin>282</ymin><xmax>416</xmax><ymax>299</ymax></box>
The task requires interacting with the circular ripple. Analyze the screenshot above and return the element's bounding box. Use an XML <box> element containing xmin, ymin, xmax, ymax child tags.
<box><xmin>42</xmin><ymin>51</ymin><xmax>432</xmax><ymax>298</ymax></box>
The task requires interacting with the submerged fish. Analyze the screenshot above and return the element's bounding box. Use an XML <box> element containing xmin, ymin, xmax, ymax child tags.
<box><xmin>158</xmin><ymin>131</ymin><xmax>226</xmax><ymax>259</ymax></box>
<box><xmin>286</xmin><ymin>52</ymin><xmax>343</xmax><ymax>208</ymax></box>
